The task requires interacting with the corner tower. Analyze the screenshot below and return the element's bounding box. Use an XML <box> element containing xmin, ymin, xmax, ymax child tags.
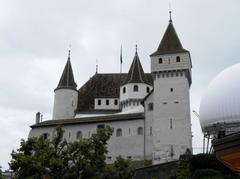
<box><xmin>150</xmin><ymin>13</ymin><xmax>192</xmax><ymax>163</ymax></box>
<box><xmin>120</xmin><ymin>47</ymin><xmax>152</xmax><ymax>112</ymax></box>
<box><xmin>52</xmin><ymin>51</ymin><xmax>78</xmax><ymax>120</ymax></box>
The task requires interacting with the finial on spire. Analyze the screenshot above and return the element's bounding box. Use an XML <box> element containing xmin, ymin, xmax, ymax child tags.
<box><xmin>96</xmin><ymin>59</ymin><xmax>98</xmax><ymax>74</ymax></box>
<box><xmin>135</xmin><ymin>43</ymin><xmax>138</xmax><ymax>54</ymax></box>
<box><xmin>68</xmin><ymin>44</ymin><xmax>72</xmax><ymax>60</ymax></box>
<box><xmin>169</xmin><ymin>10</ymin><xmax>172</xmax><ymax>23</ymax></box>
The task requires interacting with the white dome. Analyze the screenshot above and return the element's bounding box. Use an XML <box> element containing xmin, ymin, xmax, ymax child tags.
<box><xmin>199</xmin><ymin>63</ymin><xmax>240</xmax><ymax>130</ymax></box>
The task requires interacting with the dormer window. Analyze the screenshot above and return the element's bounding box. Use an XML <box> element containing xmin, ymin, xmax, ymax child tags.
<box><xmin>123</xmin><ymin>87</ymin><xmax>126</xmax><ymax>93</ymax></box>
<box><xmin>176</xmin><ymin>56</ymin><xmax>180</xmax><ymax>62</ymax></box>
<box><xmin>158</xmin><ymin>58</ymin><xmax>163</xmax><ymax>64</ymax></box>
<box><xmin>133</xmin><ymin>85</ymin><xmax>138</xmax><ymax>92</ymax></box>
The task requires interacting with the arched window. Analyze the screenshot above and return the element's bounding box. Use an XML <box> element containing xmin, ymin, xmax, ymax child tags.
<box><xmin>137</xmin><ymin>127</ymin><xmax>143</xmax><ymax>135</ymax></box>
<box><xmin>146</xmin><ymin>87</ymin><xmax>150</xmax><ymax>93</ymax></box>
<box><xmin>123</xmin><ymin>87</ymin><xmax>126</xmax><ymax>93</ymax></box>
<box><xmin>176</xmin><ymin>56</ymin><xmax>180</xmax><ymax>62</ymax></box>
<box><xmin>116</xmin><ymin>128</ymin><xmax>122</xmax><ymax>137</ymax></box>
<box><xmin>159</xmin><ymin>58</ymin><xmax>163</xmax><ymax>64</ymax></box>
<box><xmin>133</xmin><ymin>85</ymin><xmax>138</xmax><ymax>92</ymax></box>
<box><xmin>76</xmin><ymin>131</ymin><xmax>82</xmax><ymax>139</ymax></box>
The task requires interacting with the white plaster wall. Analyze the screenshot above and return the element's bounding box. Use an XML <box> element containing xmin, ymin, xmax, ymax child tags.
<box><xmin>94</xmin><ymin>98</ymin><xmax>119</xmax><ymax>110</ymax></box>
<box><xmin>152</xmin><ymin>74</ymin><xmax>192</xmax><ymax>164</ymax></box>
<box><xmin>52</xmin><ymin>89</ymin><xmax>78</xmax><ymax>120</ymax></box>
<box><xmin>29</xmin><ymin>118</ymin><xmax>149</xmax><ymax>162</ymax></box>
<box><xmin>120</xmin><ymin>83</ymin><xmax>152</xmax><ymax>102</ymax></box>
<box><xmin>151</xmin><ymin>53</ymin><xmax>191</xmax><ymax>72</ymax></box>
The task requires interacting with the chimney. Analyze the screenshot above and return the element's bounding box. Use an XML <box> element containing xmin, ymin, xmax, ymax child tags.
<box><xmin>36</xmin><ymin>112</ymin><xmax>41</xmax><ymax>124</ymax></box>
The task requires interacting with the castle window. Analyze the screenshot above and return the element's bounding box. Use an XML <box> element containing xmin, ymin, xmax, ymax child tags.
<box><xmin>129</xmin><ymin>128</ymin><xmax>131</xmax><ymax>135</ymax></box>
<box><xmin>148</xmin><ymin>103</ymin><xmax>153</xmax><ymax>111</ymax></box>
<box><xmin>133</xmin><ymin>85</ymin><xmax>138</xmax><ymax>92</ymax></box>
<box><xmin>114</xmin><ymin>99</ymin><xmax>118</xmax><ymax>105</ymax></box>
<box><xmin>146</xmin><ymin>87</ymin><xmax>150</xmax><ymax>93</ymax></box>
<box><xmin>137</xmin><ymin>127</ymin><xmax>143</xmax><ymax>135</ymax></box>
<box><xmin>176</xmin><ymin>56</ymin><xmax>180</xmax><ymax>62</ymax></box>
<box><xmin>123</xmin><ymin>87</ymin><xmax>126</xmax><ymax>93</ymax></box>
<box><xmin>76</xmin><ymin>131</ymin><xmax>82</xmax><ymax>139</ymax></box>
<box><xmin>69</xmin><ymin>132</ymin><xmax>71</xmax><ymax>138</ymax></box>
<box><xmin>106</xmin><ymin>99</ymin><xmax>109</xmax><ymax>105</ymax></box>
<box><xmin>158</xmin><ymin>58</ymin><xmax>163</xmax><ymax>64</ymax></box>
<box><xmin>127</xmin><ymin>156</ymin><xmax>132</xmax><ymax>159</ymax></box>
<box><xmin>97</xmin><ymin>124</ymin><xmax>105</xmax><ymax>129</ymax></box>
<box><xmin>150</xmin><ymin>126</ymin><xmax>152</xmax><ymax>136</ymax></box>
<box><xmin>98</xmin><ymin>100</ymin><xmax>101</xmax><ymax>105</ymax></box>
<box><xmin>170</xmin><ymin>119</ymin><xmax>173</xmax><ymax>129</ymax></box>
<box><xmin>116</xmin><ymin>128</ymin><xmax>122</xmax><ymax>137</ymax></box>
<box><xmin>170</xmin><ymin>88</ymin><xmax>173</xmax><ymax>92</ymax></box>
<box><xmin>42</xmin><ymin>133</ymin><xmax>48</xmax><ymax>139</ymax></box>
<box><xmin>107</xmin><ymin>156</ymin><xmax>112</xmax><ymax>160</ymax></box>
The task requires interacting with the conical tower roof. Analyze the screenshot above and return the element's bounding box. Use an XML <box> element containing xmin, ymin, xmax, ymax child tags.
<box><xmin>151</xmin><ymin>17</ymin><xmax>188</xmax><ymax>56</ymax></box>
<box><xmin>124</xmin><ymin>49</ymin><xmax>148</xmax><ymax>84</ymax></box>
<box><xmin>55</xmin><ymin>51</ymin><xmax>77</xmax><ymax>91</ymax></box>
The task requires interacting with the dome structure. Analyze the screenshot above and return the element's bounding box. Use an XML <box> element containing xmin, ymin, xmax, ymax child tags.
<box><xmin>199</xmin><ymin>63</ymin><xmax>240</xmax><ymax>132</ymax></box>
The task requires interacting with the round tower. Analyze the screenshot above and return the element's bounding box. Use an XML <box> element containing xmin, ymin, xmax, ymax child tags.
<box><xmin>52</xmin><ymin>51</ymin><xmax>78</xmax><ymax>120</ymax></box>
<box><xmin>120</xmin><ymin>46</ymin><xmax>152</xmax><ymax>112</ymax></box>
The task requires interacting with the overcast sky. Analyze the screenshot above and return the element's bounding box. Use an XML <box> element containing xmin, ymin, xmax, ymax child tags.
<box><xmin>1</xmin><ymin>0</ymin><xmax>240</xmax><ymax>170</ymax></box>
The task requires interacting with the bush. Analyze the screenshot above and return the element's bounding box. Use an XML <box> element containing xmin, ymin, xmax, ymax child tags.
<box><xmin>192</xmin><ymin>169</ymin><xmax>223</xmax><ymax>179</ymax></box>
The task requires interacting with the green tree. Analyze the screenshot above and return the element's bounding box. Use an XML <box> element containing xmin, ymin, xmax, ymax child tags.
<box><xmin>9</xmin><ymin>126</ymin><xmax>135</xmax><ymax>179</ymax></box>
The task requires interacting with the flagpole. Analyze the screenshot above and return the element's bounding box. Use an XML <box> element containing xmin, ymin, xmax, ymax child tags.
<box><xmin>120</xmin><ymin>45</ymin><xmax>122</xmax><ymax>74</ymax></box>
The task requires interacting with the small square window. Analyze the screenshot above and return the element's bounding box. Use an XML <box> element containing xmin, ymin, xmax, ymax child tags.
<box><xmin>159</xmin><ymin>58</ymin><xmax>163</xmax><ymax>64</ymax></box>
<box><xmin>148</xmin><ymin>103</ymin><xmax>154</xmax><ymax>111</ymax></box>
<box><xmin>106</xmin><ymin>100</ymin><xmax>109</xmax><ymax>105</ymax></box>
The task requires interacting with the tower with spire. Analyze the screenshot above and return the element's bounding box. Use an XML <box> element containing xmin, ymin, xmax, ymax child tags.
<box><xmin>52</xmin><ymin>50</ymin><xmax>78</xmax><ymax>120</ymax></box>
<box><xmin>120</xmin><ymin>45</ymin><xmax>152</xmax><ymax>112</ymax></box>
<box><xmin>147</xmin><ymin>11</ymin><xmax>192</xmax><ymax>164</ymax></box>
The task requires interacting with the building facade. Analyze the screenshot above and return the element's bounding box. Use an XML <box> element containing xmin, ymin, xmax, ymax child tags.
<box><xmin>29</xmin><ymin>15</ymin><xmax>192</xmax><ymax>164</ymax></box>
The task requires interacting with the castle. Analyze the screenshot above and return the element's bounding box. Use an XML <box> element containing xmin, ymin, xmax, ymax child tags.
<box><xmin>29</xmin><ymin>14</ymin><xmax>192</xmax><ymax>164</ymax></box>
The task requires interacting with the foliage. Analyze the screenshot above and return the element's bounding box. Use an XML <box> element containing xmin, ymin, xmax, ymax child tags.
<box><xmin>9</xmin><ymin>126</ymin><xmax>135</xmax><ymax>179</ymax></box>
<box><xmin>192</xmin><ymin>169</ymin><xmax>223</xmax><ymax>179</ymax></box>
<box><xmin>0</xmin><ymin>166</ymin><xmax>2</xmax><ymax>179</ymax></box>
<box><xmin>105</xmin><ymin>156</ymin><xmax>135</xmax><ymax>179</ymax></box>
<box><xmin>175</xmin><ymin>149</ymin><xmax>192</xmax><ymax>179</ymax></box>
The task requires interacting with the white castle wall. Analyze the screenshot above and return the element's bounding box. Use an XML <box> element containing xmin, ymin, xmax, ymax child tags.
<box><xmin>151</xmin><ymin>53</ymin><xmax>191</xmax><ymax>72</ymax></box>
<box><xmin>29</xmin><ymin>118</ymin><xmax>152</xmax><ymax>162</ymax></box>
<box><xmin>150</xmin><ymin>52</ymin><xmax>192</xmax><ymax>164</ymax></box>
<box><xmin>144</xmin><ymin>92</ymin><xmax>154</xmax><ymax>160</ymax></box>
<box><xmin>52</xmin><ymin>89</ymin><xmax>78</xmax><ymax>120</ymax></box>
<box><xmin>120</xmin><ymin>83</ymin><xmax>152</xmax><ymax>112</ymax></box>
